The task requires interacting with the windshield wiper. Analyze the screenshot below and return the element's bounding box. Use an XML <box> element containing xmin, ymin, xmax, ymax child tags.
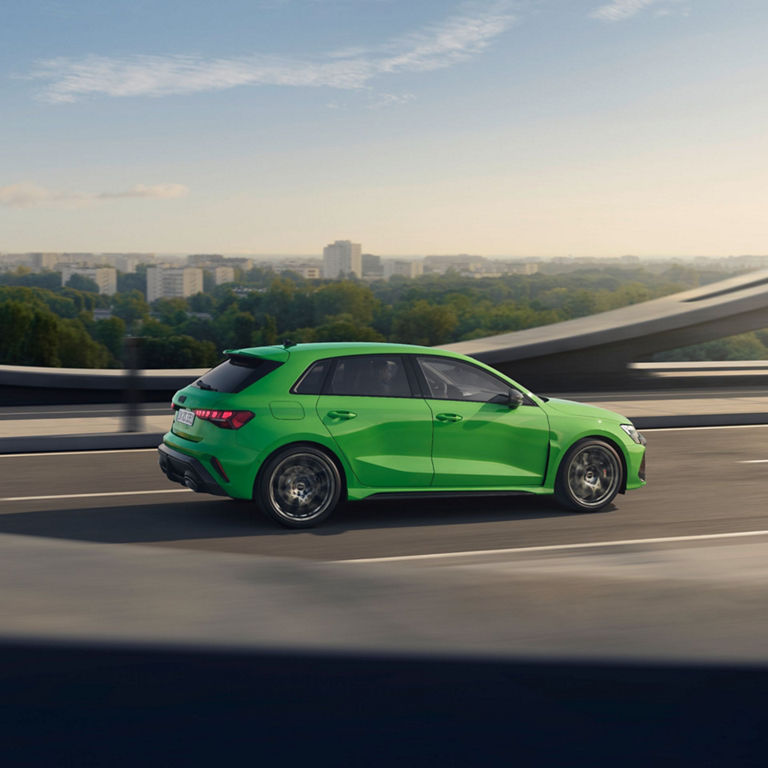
<box><xmin>195</xmin><ymin>380</ymin><xmax>217</xmax><ymax>391</ymax></box>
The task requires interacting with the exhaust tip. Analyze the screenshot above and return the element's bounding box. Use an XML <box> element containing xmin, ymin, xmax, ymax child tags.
<box><xmin>183</xmin><ymin>471</ymin><xmax>200</xmax><ymax>492</ymax></box>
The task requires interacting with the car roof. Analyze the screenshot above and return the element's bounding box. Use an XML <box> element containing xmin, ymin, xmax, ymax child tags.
<box><xmin>224</xmin><ymin>341</ymin><xmax>470</xmax><ymax>363</ymax></box>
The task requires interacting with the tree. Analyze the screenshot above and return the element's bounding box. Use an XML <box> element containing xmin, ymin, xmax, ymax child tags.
<box><xmin>65</xmin><ymin>273</ymin><xmax>100</xmax><ymax>293</ymax></box>
<box><xmin>112</xmin><ymin>290</ymin><xmax>150</xmax><ymax>332</ymax></box>
<box><xmin>57</xmin><ymin>319</ymin><xmax>111</xmax><ymax>367</ymax></box>
<box><xmin>391</xmin><ymin>301</ymin><xmax>458</xmax><ymax>346</ymax></box>
<box><xmin>141</xmin><ymin>335</ymin><xmax>218</xmax><ymax>368</ymax></box>
<box><xmin>313</xmin><ymin>281</ymin><xmax>376</xmax><ymax>326</ymax></box>
<box><xmin>152</xmin><ymin>297</ymin><xmax>188</xmax><ymax>326</ymax></box>
<box><xmin>92</xmin><ymin>316</ymin><xmax>126</xmax><ymax>363</ymax></box>
<box><xmin>0</xmin><ymin>300</ymin><xmax>61</xmax><ymax>365</ymax></box>
<box><xmin>188</xmin><ymin>292</ymin><xmax>214</xmax><ymax>313</ymax></box>
<box><xmin>312</xmin><ymin>314</ymin><xmax>385</xmax><ymax>343</ymax></box>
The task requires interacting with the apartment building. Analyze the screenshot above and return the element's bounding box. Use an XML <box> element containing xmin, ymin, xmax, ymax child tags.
<box><xmin>146</xmin><ymin>266</ymin><xmax>204</xmax><ymax>302</ymax></box>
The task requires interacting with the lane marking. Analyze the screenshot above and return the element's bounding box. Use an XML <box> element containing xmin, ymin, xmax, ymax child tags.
<box><xmin>0</xmin><ymin>448</ymin><xmax>158</xmax><ymax>458</ymax></box>
<box><xmin>336</xmin><ymin>530</ymin><xmax>768</xmax><ymax>565</ymax></box>
<box><xmin>1</xmin><ymin>489</ymin><xmax>190</xmax><ymax>501</ymax></box>
<box><xmin>740</xmin><ymin>459</ymin><xmax>768</xmax><ymax>464</ymax></box>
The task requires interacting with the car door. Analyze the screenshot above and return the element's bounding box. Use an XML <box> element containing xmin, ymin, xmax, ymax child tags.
<box><xmin>317</xmin><ymin>355</ymin><xmax>434</xmax><ymax>488</ymax></box>
<box><xmin>415</xmin><ymin>356</ymin><xmax>550</xmax><ymax>488</ymax></box>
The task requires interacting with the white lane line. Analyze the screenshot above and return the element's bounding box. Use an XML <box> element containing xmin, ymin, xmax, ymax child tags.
<box><xmin>740</xmin><ymin>459</ymin><xmax>768</xmax><ymax>464</ymax></box>
<box><xmin>336</xmin><ymin>529</ymin><xmax>768</xmax><ymax>565</ymax></box>
<box><xmin>0</xmin><ymin>448</ymin><xmax>158</xmax><ymax>458</ymax></box>
<box><xmin>1</xmin><ymin>489</ymin><xmax>190</xmax><ymax>501</ymax></box>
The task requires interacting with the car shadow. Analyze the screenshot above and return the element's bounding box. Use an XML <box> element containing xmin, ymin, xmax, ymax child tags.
<box><xmin>0</xmin><ymin>493</ymin><xmax>612</xmax><ymax>546</ymax></box>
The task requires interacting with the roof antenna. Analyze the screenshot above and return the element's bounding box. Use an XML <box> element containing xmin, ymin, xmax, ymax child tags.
<box><xmin>282</xmin><ymin>338</ymin><xmax>297</xmax><ymax>348</ymax></box>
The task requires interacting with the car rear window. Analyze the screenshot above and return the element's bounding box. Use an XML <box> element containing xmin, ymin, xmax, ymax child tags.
<box><xmin>193</xmin><ymin>356</ymin><xmax>283</xmax><ymax>393</ymax></box>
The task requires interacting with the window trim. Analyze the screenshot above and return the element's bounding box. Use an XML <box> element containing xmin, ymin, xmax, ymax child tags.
<box><xmin>291</xmin><ymin>354</ymin><xmax>419</xmax><ymax>399</ymax></box>
<box><xmin>290</xmin><ymin>358</ymin><xmax>335</xmax><ymax>395</ymax></box>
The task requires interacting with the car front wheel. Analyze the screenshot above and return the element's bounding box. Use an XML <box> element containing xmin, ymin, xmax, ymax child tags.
<box><xmin>257</xmin><ymin>445</ymin><xmax>342</xmax><ymax>528</ymax></box>
<box><xmin>555</xmin><ymin>439</ymin><xmax>623</xmax><ymax>512</ymax></box>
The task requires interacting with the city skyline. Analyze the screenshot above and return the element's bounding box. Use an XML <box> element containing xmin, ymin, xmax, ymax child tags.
<box><xmin>2</xmin><ymin>1</ymin><xmax>768</xmax><ymax>256</ymax></box>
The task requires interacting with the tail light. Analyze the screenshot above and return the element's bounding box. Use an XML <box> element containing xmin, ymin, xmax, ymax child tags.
<box><xmin>194</xmin><ymin>409</ymin><xmax>254</xmax><ymax>429</ymax></box>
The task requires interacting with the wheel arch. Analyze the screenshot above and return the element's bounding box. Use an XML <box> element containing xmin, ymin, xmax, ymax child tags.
<box><xmin>552</xmin><ymin>434</ymin><xmax>628</xmax><ymax>494</ymax></box>
<box><xmin>252</xmin><ymin>440</ymin><xmax>349</xmax><ymax>501</ymax></box>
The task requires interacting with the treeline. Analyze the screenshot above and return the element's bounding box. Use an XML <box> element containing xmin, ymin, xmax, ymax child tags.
<box><xmin>1</xmin><ymin>265</ymin><xmax>765</xmax><ymax>368</ymax></box>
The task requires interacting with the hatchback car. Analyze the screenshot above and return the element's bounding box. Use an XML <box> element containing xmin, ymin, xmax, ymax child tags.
<box><xmin>158</xmin><ymin>342</ymin><xmax>646</xmax><ymax>527</ymax></box>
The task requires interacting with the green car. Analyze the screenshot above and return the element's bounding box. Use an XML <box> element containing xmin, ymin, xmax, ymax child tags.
<box><xmin>158</xmin><ymin>342</ymin><xmax>646</xmax><ymax>528</ymax></box>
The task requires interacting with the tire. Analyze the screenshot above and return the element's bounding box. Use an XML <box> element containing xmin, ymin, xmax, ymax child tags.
<box><xmin>555</xmin><ymin>438</ymin><xmax>623</xmax><ymax>512</ymax></box>
<box><xmin>257</xmin><ymin>445</ymin><xmax>342</xmax><ymax>528</ymax></box>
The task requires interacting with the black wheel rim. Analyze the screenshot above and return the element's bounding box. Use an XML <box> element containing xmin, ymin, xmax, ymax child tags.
<box><xmin>268</xmin><ymin>453</ymin><xmax>336</xmax><ymax>522</ymax></box>
<box><xmin>567</xmin><ymin>445</ymin><xmax>620</xmax><ymax>508</ymax></box>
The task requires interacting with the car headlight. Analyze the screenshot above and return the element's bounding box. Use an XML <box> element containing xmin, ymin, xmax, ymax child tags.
<box><xmin>620</xmin><ymin>423</ymin><xmax>646</xmax><ymax>445</ymax></box>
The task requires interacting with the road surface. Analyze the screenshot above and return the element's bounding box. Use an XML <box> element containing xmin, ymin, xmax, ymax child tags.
<box><xmin>0</xmin><ymin>425</ymin><xmax>766</xmax><ymax>660</ymax></box>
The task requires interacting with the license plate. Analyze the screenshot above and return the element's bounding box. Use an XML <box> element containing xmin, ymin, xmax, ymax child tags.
<box><xmin>175</xmin><ymin>408</ymin><xmax>195</xmax><ymax>427</ymax></box>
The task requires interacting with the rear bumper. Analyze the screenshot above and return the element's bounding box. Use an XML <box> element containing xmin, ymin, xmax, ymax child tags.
<box><xmin>157</xmin><ymin>443</ymin><xmax>227</xmax><ymax>496</ymax></box>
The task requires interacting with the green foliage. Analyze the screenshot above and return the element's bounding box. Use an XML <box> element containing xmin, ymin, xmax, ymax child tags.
<box><xmin>312</xmin><ymin>314</ymin><xmax>386</xmax><ymax>343</ymax></box>
<box><xmin>140</xmin><ymin>335</ymin><xmax>218</xmax><ymax>368</ymax></box>
<box><xmin>152</xmin><ymin>297</ymin><xmax>188</xmax><ymax>326</ymax></box>
<box><xmin>91</xmin><ymin>317</ymin><xmax>126</xmax><ymax>362</ymax></box>
<box><xmin>112</xmin><ymin>290</ymin><xmax>150</xmax><ymax>332</ymax></box>
<box><xmin>57</xmin><ymin>319</ymin><xmax>111</xmax><ymax>367</ymax></box>
<box><xmin>117</xmin><ymin>271</ymin><xmax>146</xmax><ymax>293</ymax></box>
<box><xmin>0</xmin><ymin>268</ymin><xmax>62</xmax><ymax>290</ymax></box>
<box><xmin>313</xmin><ymin>282</ymin><xmax>377</xmax><ymax>326</ymax></box>
<box><xmin>64</xmin><ymin>273</ymin><xmax>100</xmax><ymax>293</ymax></box>
<box><xmin>392</xmin><ymin>300</ymin><xmax>458</xmax><ymax>346</ymax></box>
<box><xmin>2</xmin><ymin>266</ymin><xmax>764</xmax><ymax>368</ymax></box>
<box><xmin>0</xmin><ymin>294</ymin><xmax>111</xmax><ymax>367</ymax></box>
<box><xmin>0</xmin><ymin>300</ymin><xmax>60</xmax><ymax>365</ymax></box>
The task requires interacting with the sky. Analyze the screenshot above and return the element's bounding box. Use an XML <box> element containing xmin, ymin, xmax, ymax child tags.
<box><xmin>2</xmin><ymin>0</ymin><xmax>768</xmax><ymax>257</ymax></box>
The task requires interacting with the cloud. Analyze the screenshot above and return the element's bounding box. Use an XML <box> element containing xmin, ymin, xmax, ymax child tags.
<box><xmin>96</xmin><ymin>183</ymin><xmax>189</xmax><ymax>200</ymax></box>
<box><xmin>366</xmin><ymin>92</ymin><xmax>416</xmax><ymax>110</ymax></box>
<box><xmin>590</xmin><ymin>0</ymin><xmax>682</xmax><ymax>22</ymax></box>
<box><xmin>0</xmin><ymin>182</ymin><xmax>189</xmax><ymax>207</ymax></box>
<box><xmin>0</xmin><ymin>183</ymin><xmax>59</xmax><ymax>207</ymax></box>
<box><xmin>28</xmin><ymin>3</ymin><xmax>517</xmax><ymax>103</ymax></box>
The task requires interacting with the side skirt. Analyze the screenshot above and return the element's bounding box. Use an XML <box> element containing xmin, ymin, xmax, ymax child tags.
<box><xmin>362</xmin><ymin>490</ymin><xmax>538</xmax><ymax>501</ymax></box>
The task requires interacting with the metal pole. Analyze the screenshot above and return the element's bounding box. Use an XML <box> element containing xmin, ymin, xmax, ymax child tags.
<box><xmin>122</xmin><ymin>336</ymin><xmax>144</xmax><ymax>433</ymax></box>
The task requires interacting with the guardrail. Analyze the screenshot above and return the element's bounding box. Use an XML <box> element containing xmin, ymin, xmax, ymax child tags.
<box><xmin>0</xmin><ymin>364</ymin><xmax>207</xmax><ymax>405</ymax></box>
<box><xmin>3</xmin><ymin>361</ymin><xmax>768</xmax><ymax>406</ymax></box>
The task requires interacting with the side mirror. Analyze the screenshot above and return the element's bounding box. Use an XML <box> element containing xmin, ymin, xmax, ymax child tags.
<box><xmin>508</xmin><ymin>390</ymin><xmax>524</xmax><ymax>409</ymax></box>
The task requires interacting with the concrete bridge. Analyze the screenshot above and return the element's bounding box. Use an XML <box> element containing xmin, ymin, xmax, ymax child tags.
<box><xmin>444</xmin><ymin>269</ymin><xmax>768</xmax><ymax>388</ymax></box>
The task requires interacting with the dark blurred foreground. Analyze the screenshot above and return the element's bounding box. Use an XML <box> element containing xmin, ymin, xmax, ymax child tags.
<box><xmin>1</xmin><ymin>639</ymin><xmax>766</xmax><ymax>767</ymax></box>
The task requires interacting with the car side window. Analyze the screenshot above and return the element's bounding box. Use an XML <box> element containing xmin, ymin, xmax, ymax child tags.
<box><xmin>327</xmin><ymin>356</ymin><xmax>411</xmax><ymax>398</ymax></box>
<box><xmin>417</xmin><ymin>357</ymin><xmax>514</xmax><ymax>403</ymax></box>
<box><xmin>291</xmin><ymin>360</ymin><xmax>330</xmax><ymax>395</ymax></box>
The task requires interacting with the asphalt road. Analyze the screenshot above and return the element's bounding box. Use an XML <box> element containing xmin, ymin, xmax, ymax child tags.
<box><xmin>1</xmin><ymin>425</ymin><xmax>768</xmax><ymax>662</ymax></box>
<box><xmin>1</xmin><ymin>425</ymin><xmax>767</xmax><ymax>560</ymax></box>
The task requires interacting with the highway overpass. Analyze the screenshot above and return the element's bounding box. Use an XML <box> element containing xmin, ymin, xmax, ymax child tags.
<box><xmin>445</xmin><ymin>268</ymin><xmax>768</xmax><ymax>387</ymax></box>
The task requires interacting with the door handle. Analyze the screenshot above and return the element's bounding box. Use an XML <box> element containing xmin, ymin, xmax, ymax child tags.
<box><xmin>435</xmin><ymin>413</ymin><xmax>463</xmax><ymax>423</ymax></box>
<box><xmin>327</xmin><ymin>410</ymin><xmax>357</xmax><ymax>420</ymax></box>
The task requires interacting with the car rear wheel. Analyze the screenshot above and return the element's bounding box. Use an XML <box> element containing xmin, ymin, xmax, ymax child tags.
<box><xmin>257</xmin><ymin>445</ymin><xmax>342</xmax><ymax>528</ymax></box>
<box><xmin>555</xmin><ymin>439</ymin><xmax>623</xmax><ymax>512</ymax></box>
